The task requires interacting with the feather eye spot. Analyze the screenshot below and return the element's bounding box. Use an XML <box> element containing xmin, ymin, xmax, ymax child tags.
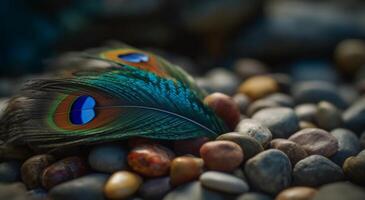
<box><xmin>70</xmin><ymin>95</ymin><xmax>96</xmax><ymax>125</ymax></box>
<box><xmin>118</xmin><ymin>53</ymin><xmax>149</xmax><ymax>63</ymax></box>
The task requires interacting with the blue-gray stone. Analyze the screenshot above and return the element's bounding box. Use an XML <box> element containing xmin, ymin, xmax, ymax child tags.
<box><xmin>330</xmin><ymin>129</ymin><xmax>361</xmax><ymax>166</ymax></box>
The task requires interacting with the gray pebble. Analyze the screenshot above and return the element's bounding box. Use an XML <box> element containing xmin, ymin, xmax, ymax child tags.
<box><xmin>200</xmin><ymin>171</ymin><xmax>249</xmax><ymax>194</ymax></box>
<box><xmin>343</xmin><ymin>97</ymin><xmax>365</xmax><ymax>134</ymax></box>
<box><xmin>233</xmin><ymin>94</ymin><xmax>251</xmax><ymax>114</ymax></box>
<box><xmin>49</xmin><ymin>173</ymin><xmax>109</xmax><ymax>200</ymax></box>
<box><xmin>235</xmin><ymin>119</ymin><xmax>272</xmax><ymax>147</ymax></box>
<box><xmin>295</xmin><ymin>104</ymin><xmax>317</xmax><ymax>123</ymax></box>
<box><xmin>312</xmin><ymin>182</ymin><xmax>365</xmax><ymax>200</ymax></box>
<box><xmin>88</xmin><ymin>144</ymin><xmax>127</xmax><ymax>173</ymax></box>
<box><xmin>236</xmin><ymin>192</ymin><xmax>273</xmax><ymax>200</ymax></box>
<box><xmin>205</xmin><ymin>68</ymin><xmax>240</xmax><ymax>95</ymax></box>
<box><xmin>245</xmin><ymin>150</ymin><xmax>292</xmax><ymax>195</ymax></box>
<box><xmin>252</xmin><ymin>107</ymin><xmax>299</xmax><ymax>138</ymax></box>
<box><xmin>315</xmin><ymin>101</ymin><xmax>343</xmax><ymax>131</ymax></box>
<box><xmin>264</xmin><ymin>93</ymin><xmax>294</xmax><ymax>108</ymax></box>
<box><xmin>293</xmin><ymin>155</ymin><xmax>344</xmax><ymax>187</ymax></box>
<box><xmin>292</xmin><ymin>81</ymin><xmax>348</xmax><ymax>109</ymax></box>
<box><xmin>139</xmin><ymin>177</ymin><xmax>171</xmax><ymax>200</ymax></box>
<box><xmin>330</xmin><ymin>129</ymin><xmax>361</xmax><ymax>166</ymax></box>
<box><xmin>0</xmin><ymin>161</ymin><xmax>21</xmax><ymax>182</ymax></box>
<box><xmin>246</xmin><ymin>99</ymin><xmax>280</xmax><ymax>117</ymax></box>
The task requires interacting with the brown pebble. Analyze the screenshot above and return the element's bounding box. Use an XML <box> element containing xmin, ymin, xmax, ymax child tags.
<box><xmin>238</xmin><ymin>75</ymin><xmax>279</xmax><ymax>100</ymax></box>
<box><xmin>200</xmin><ymin>141</ymin><xmax>243</xmax><ymax>172</ymax></box>
<box><xmin>343</xmin><ymin>151</ymin><xmax>365</xmax><ymax>185</ymax></box>
<box><xmin>288</xmin><ymin>128</ymin><xmax>338</xmax><ymax>157</ymax></box>
<box><xmin>170</xmin><ymin>156</ymin><xmax>204</xmax><ymax>186</ymax></box>
<box><xmin>173</xmin><ymin>137</ymin><xmax>210</xmax><ymax>156</ymax></box>
<box><xmin>21</xmin><ymin>154</ymin><xmax>55</xmax><ymax>189</ymax></box>
<box><xmin>270</xmin><ymin>139</ymin><xmax>308</xmax><ymax>165</ymax></box>
<box><xmin>41</xmin><ymin>156</ymin><xmax>87</xmax><ymax>189</ymax></box>
<box><xmin>275</xmin><ymin>186</ymin><xmax>317</xmax><ymax>200</ymax></box>
<box><xmin>128</xmin><ymin>144</ymin><xmax>175</xmax><ymax>177</ymax></box>
<box><xmin>104</xmin><ymin>171</ymin><xmax>142</xmax><ymax>200</ymax></box>
<box><xmin>204</xmin><ymin>92</ymin><xmax>241</xmax><ymax>130</ymax></box>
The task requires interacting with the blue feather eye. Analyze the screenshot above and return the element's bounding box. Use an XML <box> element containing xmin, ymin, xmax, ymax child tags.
<box><xmin>70</xmin><ymin>95</ymin><xmax>96</xmax><ymax>125</ymax></box>
<box><xmin>118</xmin><ymin>53</ymin><xmax>149</xmax><ymax>63</ymax></box>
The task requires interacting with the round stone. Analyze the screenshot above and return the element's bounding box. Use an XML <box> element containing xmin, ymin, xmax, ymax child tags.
<box><xmin>0</xmin><ymin>161</ymin><xmax>21</xmax><ymax>182</ymax></box>
<box><xmin>41</xmin><ymin>157</ymin><xmax>88</xmax><ymax>190</ymax></box>
<box><xmin>21</xmin><ymin>154</ymin><xmax>55</xmax><ymax>189</ymax></box>
<box><xmin>170</xmin><ymin>156</ymin><xmax>204</xmax><ymax>186</ymax></box>
<box><xmin>335</xmin><ymin>39</ymin><xmax>365</xmax><ymax>75</ymax></box>
<box><xmin>238</xmin><ymin>75</ymin><xmax>279</xmax><ymax>100</ymax></box>
<box><xmin>173</xmin><ymin>137</ymin><xmax>210</xmax><ymax>157</ymax></box>
<box><xmin>264</xmin><ymin>93</ymin><xmax>294</xmax><ymax>108</ymax></box>
<box><xmin>233</xmin><ymin>93</ymin><xmax>251</xmax><ymax>114</ymax></box>
<box><xmin>295</xmin><ymin>104</ymin><xmax>317</xmax><ymax>123</ymax></box>
<box><xmin>292</xmin><ymin>81</ymin><xmax>347</xmax><ymax>109</ymax></box>
<box><xmin>312</xmin><ymin>182</ymin><xmax>365</xmax><ymax>200</ymax></box>
<box><xmin>293</xmin><ymin>155</ymin><xmax>344</xmax><ymax>187</ymax></box>
<box><xmin>104</xmin><ymin>171</ymin><xmax>142</xmax><ymax>200</ymax></box>
<box><xmin>200</xmin><ymin>141</ymin><xmax>243</xmax><ymax>172</ymax></box>
<box><xmin>343</xmin><ymin>149</ymin><xmax>365</xmax><ymax>185</ymax></box>
<box><xmin>204</xmin><ymin>92</ymin><xmax>241</xmax><ymax>130</ymax></box>
<box><xmin>236</xmin><ymin>192</ymin><xmax>273</xmax><ymax>200</ymax></box>
<box><xmin>315</xmin><ymin>101</ymin><xmax>342</xmax><ymax>131</ymax></box>
<box><xmin>139</xmin><ymin>177</ymin><xmax>171</xmax><ymax>200</ymax></box>
<box><xmin>163</xmin><ymin>181</ymin><xmax>231</xmax><ymax>200</ymax></box>
<box><xmin>200</xmin><ymin>171</ymin><xmax>249</xmax><ymax>194</ymax></box>
<box><xmin>245</xmin><ymin>150</ymin><xmax>292</xmax><ymax>195</ymax></box>
<box><xmin>275</xmin><ymin>187</ymin><xmax>317</xmax><ymax>200</ymax></box>
<box><xmin>270</xmin><ymin>139</ymin><xmax>308</xmax><ymax>165</ymax></box>
<box><xmin>288</xmin><ymin>128</ymin><xmax>339</xmax><ymax>157</ymax></box>
<box><xmin>217</xmin><ymin>132</ymin><xmax>263</xmax><ymax>161</ymax></box>
<box><xmin>330</xmin><ymin>129</ymin><xmax>361</xmax><ymax>166</ymax></box>
<box><xmin>252</xmin><ymin>107</ymin><xmax>299</xmax><ymax>138</ymax></box>
<box><xmin>205</xmin><ymin>68</ymin><xmax>241</xmax><ymax>95</ymax></box>
<box><xmin>49</xmin><ymin>173</ymin><xmax>108</xmax><ymax>200</ymax></box>
<box><xmin>128</xmin><ymin>144</ymin><xmax>175</xmax><ymax>177</ymax></box>
<box><xmin>88</xmin><ymin>144</ymin><xmax>127</xmax><ymax>173</ymax></box>
<box><xmin>343</xmin><ymin>97</ymin><xmax>365</xmax><ymax>133</ymax></box>
<box><xmin>246</xmin><ymin>99</ymin><xmax>280</xmax><ymax>117</ymax></box>
<box><xmin>235</xmin><ymin>119</ymin><xmax>272</xmax><ymax>147</ymax></box>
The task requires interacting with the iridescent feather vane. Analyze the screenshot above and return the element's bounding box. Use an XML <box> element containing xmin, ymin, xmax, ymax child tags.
<box><xmin>0</xmin><ymin>44</ymin><xmax>228</xmax><ymax>150</ymax></box>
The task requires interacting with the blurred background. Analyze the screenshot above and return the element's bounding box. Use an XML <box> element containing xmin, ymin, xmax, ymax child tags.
<box><xmin>0</xmin><ymin>0</ymin><xmax>365</xmax><ymax>95</ymax></box>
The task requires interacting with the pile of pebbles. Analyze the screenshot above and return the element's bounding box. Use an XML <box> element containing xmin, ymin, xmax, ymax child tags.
<box><xmin>1</xmin><ymin>39</ymin><xmax>365</xmax><ymax>200</ymax></box>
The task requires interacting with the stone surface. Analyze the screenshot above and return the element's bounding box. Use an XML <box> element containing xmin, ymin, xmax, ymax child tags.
<box><xmin>170</xmin><ymin>156</ymin><xmax>204</xmax><ymax>186</ymax></box>
<box><xmin>360</xmin><ymin>131</ymin><xmax>365</xmax><ymax>149</ymax></box>
<box><xmin>173</xmin><ymin>137</ymin><xmax>209</xmax><ymax>157</ymax></box>
<box><xmin>104</xmin><ymin>171</ymin><xmax>142</xmax><ymax>200</ymax></box>
<box><xmin>238</xmin><ymin>75</ymin><xmax>279</xmax><ymax>100</ymax></box>
<box><xmin>312</xmin><ymin>182</ymin><xmax>365</xmax><ymax>200</ymax></box>
<box><xmin>295</xmin><ymin>104</ymin><xmax>317</xmax><ymax>123</ymax></box>
<box><xmin>252</xmin><ymin>107</ymin><xmax>299</xmax><ymax>138</ymax></box>
<box><xmin>204</xmin><ymin>68</ymin><xmax>241</xmax><ymax>95</ymax></box>
<box><xmin>200</xmin><ymin>141</ymin><xmax>243</xmax><ymax>172</ymax></box>
<box><xmin>204</xmin><ymin>92</ymin><xmax>241</xmax><ymax>130</ymax></box>
<box><xmin>264</xmin><ymin>93</ymin><xmax>294</xmax><ymax>108</ymax></box>
<box><xmin>270</xmin><ymin>139</ymin><xmax>308</xmax><ymax>165</ymax></box>
<box><xmin>21</xmin><ymin>154</ymin><xmax>55</xmax><ymax>189</ymax></box>
<box><xmin>217</xmin><ymin>132</ymin><xmax>263</xmax><ymax>161</ymax></box>
<box><xmin>235</xmin><ymin>119</ymin><xmax>272</xmax><ymax>147</ymax></box>
<box><xmin>315</xmin><ymin>101</ymin><xmax>342</xmax><ymax>131</ymax></box>
<box><xmin>233</xmin><ymin>93</ymin><xmax>251</xmax><ymax>114</ymax></box>
<box><xmin>330</xmin><ymin>129</ymin><xmax>361</xmax><ymax>166</ymax></box>
<box><xmin>200</xmin><ymin>171</ymin><xmax>249</xmax><ymax>194</ymax></box>
<box><xmin>246</xmin><ymin>99</ymin><xmax>280</xmax><ymax>117</ymax></box>
<box><xmin>343</xmin><ymin>149</ymin><xmax>365</xmax><ymax>185</ymax></box>
<box><xmin>275</xmin><ymin>187</ymin><xmax>317</xmax><ymax>200</ymax></box>
<box><xmin>128</xmin><ymin>144</ymin><xmax>175</xmax><ymax>177</ymax></box>
<box><xmin>139</xmin><ymin>177</ymin><xmax>171</xmax><ymax>200</ymax></box>
<box><xmin>233</xmin><ymin>58</ymin><xmax>268</xmax><ymax>80</ymax></box>
<box><xmin>289</xmin><ymin>128</ymin><xmax>339</xmax><ymax>157</ymax></box>
<box><xmin>49</xmin><ymin>173</ymin><xmax>108</xmax><ymax>200</ymax></box>
<box><xmin>299</xmin><ymin>121</ymin><xmax>317</xmax><ymax>129</ymax></box>
<box><xmin>293</xmin><ymin>155</ymin><xmax>344</xmax><ymax>187</ymax></box>
<box><xmin>335</xmin><ymin>39</ymin><xmax>365</xmax><ymax>75</ymax></box>
<box><xmin>343</xmin><ymin>97</ymin><xmax>365</xmax><ymax>133</ymax></box>
<box><xmin>88</xmin><ymin>144</ymin><xmax>127</xmax><ymax>173</ymax></box>
<box><xmin>245</xmin><ymin>150</ymin><xmax>292</xmax><ymax>195</ymax></box>
<box><xmin>0</xmin><ymin>182</ymin><xmax>28</xmax><ymax>200</ymax></box>
<box><xmin>237</xmin><ymin>192</ymin><xmax>273</xmax><ymax>200</ymax></box>
<box><xmin>0</xmin><ymin>161</ymin><xmax>21</xmax><ymax>183</ymax></box>
<box><xmin>41</xmin><ymin>156</ymin><xmax>87</xmax><ymax>190</ymax></box>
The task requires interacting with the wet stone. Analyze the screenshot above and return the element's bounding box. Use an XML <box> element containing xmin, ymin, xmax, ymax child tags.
<box><xmin>293</xmin><ymin>155</ymin><xmax>344</xmax><ymax>187</ymax></box>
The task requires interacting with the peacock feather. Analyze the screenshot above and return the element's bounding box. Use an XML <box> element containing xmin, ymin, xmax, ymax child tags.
<box><xmin>0</xmin><ymin>45</ymin><xmax>228</xmax><ymax>151</ymax></box>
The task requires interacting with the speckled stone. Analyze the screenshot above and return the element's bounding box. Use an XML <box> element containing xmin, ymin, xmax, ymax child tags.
<box><xmin>235</xmin><ymin>119</ymin><xmax>272</xmax><ymax>147</ymax></box>
<box><xmin>275</xmin><ymin>187</ymin><xmax>317</xmax><ymax>200</ymax></box>
<box><xmin>330</xmin><ymin>129</ymin><xmax>361</xmax><ymax>166</ymax></box>
<box><xmin>252</xmin><ymin>107</ymin><xmax>299</xmax><ymax>138</ymax></box>
<box><xmin>200</xmin><ymin>171</ymin><xmax>249</xmax><ymax>194</ymax></box>
<box><xmin>295</xmin><ymin>104</ymin><xmax>317</xmax><ymax>123</ymax></box>
<box><xmin>88</xmin><ymin>144</ymin><xmax>127</xmax><ymax>173</ymax></box>
<box><xmin>245</xmin><ymin>150</ymin><xmax>292</xmax><ymax>195</ymax></box>
<box><xmin>315</xmin><ymin>101</ymin><xmax>342</xmax><ymax>131</ymax></box>
<box><xmin>293</xmin><ymin>155</ymin><xmax>344</xmax><ymax>187</ymax></box>
<box><xmin>289</xmin><ymin>128</ymin><xmax>339</xmax><ymax>157</ymax></box>
<box><xmin>270</xmin><ymin>139</ymin><xmax>308</xmax><ymax>165</ymax></box>
<box><xmin>312</xmin><ymin>182</ymin><xmax>365</xmax><ymax>200</ymax></box>
<box><xmin>238</xmin><ymin>75</ymin><xmax>279</xmax><ymax>100</ymax></box>
<box><xmin>200</xmin><ymin>141</ymin><xmax>243</xmax><ymax>172</ymax></box>
<box><xmin>104</xmin><ymin>171</ymin><xmax>142</xmax><ymax>200</ymax></box>
<box><xmin>343</xmin><ymin>149</ymin><xmax>365</xmax><ymax>185</ymax></box>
